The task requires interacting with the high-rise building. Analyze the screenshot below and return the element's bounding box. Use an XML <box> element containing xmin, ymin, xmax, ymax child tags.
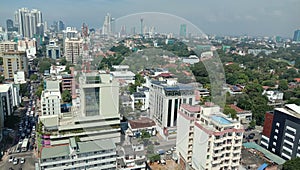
<box><xmin>63</xmin><ymin>27</ymin><xmax>78</xmax><ymax>39</ymax></box>
<box><xmin>149</xmin><ymin>78</ymin><xmax>195</xmax><ymax>140</ymax></box>
<box><xmin>14</xmin><ymin>8</ymin><xmax>43</xmax><ymax>38</ymax></box>
<box><xmin>180</xmin><ymin>24</ymin><xmax>187</xmax><ymax>37</ymax></box>
<box><xmin>102</xmin><ymin>13</ymin><xmax>113</xmax><ymax>35</ymax></box>
<box><xmin>64</xmin><ymin>37</ymin><xmax>83</xmax><ymax>64</ymax></box>
<box><xmin>6</xmin><ymin>19</ymin><xmax>14</xmax><ymax>32</ymax></box>
<box><xmin>2</xmin><ymin>51</ymin><xmax>28</xmax><ymax>79</ymax></box>
<box><xmin>261</xmin><ymin>104</ymin><xmax>300</xmax><ymax>160</ymax></box>
<box><xmin>176</xmin><ymin>103</ymin><xmax>243</xmax><ymax>170</ymax></box>
<box><xmin>293</xmin><ymin>29</ymin><xmax>300</xmax><ymax>42</ymax></box>
<box><xmin>46</xmin><ymin>40</ymin><xmax>61</xmax><ymax>59</ymax></box>
<box><xmin>0</xmin><ymin>41</ymin><xmax>17</xmax><ymax>56</ymax></box>
<box><xmin>58</xmin><ymin>20</ymin><xmax>65</xmax><ymax>32</ymax></box>
<box><xmin>38</xmin><ymin>72</ymin><xmax>121</xmax><ymax>146</ymax></box>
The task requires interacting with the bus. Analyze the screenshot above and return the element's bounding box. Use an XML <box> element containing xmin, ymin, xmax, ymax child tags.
<box><xmin>21</xmin><ymin>138</ymin><xmax>29</xmax><ymax>152</ymax></box>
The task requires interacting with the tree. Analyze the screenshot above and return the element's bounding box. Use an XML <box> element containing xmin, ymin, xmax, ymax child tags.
<box><xmin>283</xmin><ymin>157</ymin><xmax>300</xmax><ymax>170</ymax></box>
<box><xmin>62</xmin><ymin>90</ymin><xmax>71</xmax><ymax>103</ymax></box>
<box><xmin>30</xmin><ymin>74</ymin><xmax>38</xmax><ymax>81</ymax></box>
<box><xmin>0</xmin><ymin>75</ymin><xmax>4</xmax><ymax>83</ymax></box>
<box><xmin>278</xmin><ymin>79</ymin><xmax>288</xmax><ymax>91</ymax></box>
<box><xmin>60</xmin><ymin>57</ymin><xmax>67</xmax><ymax>65</ymax></box>
<box><xmin>223</xmin><ymin>105</ymin><xmax>237</xmax><ymax>120</ymax></box>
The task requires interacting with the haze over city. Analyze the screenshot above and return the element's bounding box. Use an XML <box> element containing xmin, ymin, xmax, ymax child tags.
<box><xmin>0</xmin><ymin>0</ymin><xmax>299</xmax><ymax>37</ymax></box>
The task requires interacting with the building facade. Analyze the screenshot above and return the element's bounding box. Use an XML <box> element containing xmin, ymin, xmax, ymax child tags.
<box><xmin>176</xmin><ymin>103</ymin><xmax>243</xmax><ymax>170</ymax></box>
<box><xmin>39</xmin><ymin>138</ymin><xmax>117</xmax><ymax>170</ymax></box>
<box><xmin>46</xmin><ymin>40</ymin><xmax>61</xmax><ymax>59</ymax></box>
<box><xmin>261</xmin><ymin>104</ymin><xmax>300</xmax><ymax>160</ymax></box>
<box><xmin>64</xmin><ymin>38</ymin><xmax>83</xmax><ymax>64</ymax></box>
<box><xmin>149</xmin><ymin>79</ymin><xmax>195</xmax><ymax>140</ymax></box>
<box><xmin>2</xmin><ymin>51</ymin><xmax>28</xmax><ymax>79</ymax></box>
<box><xmin>0</xmin><ymin>41</ymin><xmax>17</xmax><ymax>56</ymax></box>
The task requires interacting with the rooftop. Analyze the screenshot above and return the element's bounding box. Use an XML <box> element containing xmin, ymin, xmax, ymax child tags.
<box><xmin>275</xmin><ymin>104</ymin><xmax>300</xmax><ymax>119</ymax></box>
<box><xmin>243</xmin><ymin>142</ymin><xmax>286</xmax><ymax>165</ymax></box>
<box><xmin>181</xmin><ymin>104</ymin><xmax>201</xmax><ymax>113</ymax></box>
<box><xmin>0</xmin><ymin>84</ymin><xmax>10</xmax><ymax>93</ymax></box>
<box><xmin>128</xmin><ymin>117</ymin><xmax>156</xmax><ymax>129</ymax></box>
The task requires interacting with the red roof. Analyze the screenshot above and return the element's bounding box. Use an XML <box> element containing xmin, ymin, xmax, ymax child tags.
<box><xmin>128</xmin><ymin>117</ymin><xmax>156</xmax><ymax>129</ymax></box>
<box><xmin>229</xmin><ymin>104</ymin><xmax>244</xmax><ymax>113</ymax></box>
<box><xmin>294</xmin><ymin>78</ymin><xmax>300</xmax><ymax>83</ymax></box>
<box><xmin>181</xmin><ymin>104</ymin><xmax>201</xmax><ymax>113</ymax></box>
<box><xmin>157</xmin><ymin>73</ymin><xmax>173</xmax><ymax>78</ymax></box>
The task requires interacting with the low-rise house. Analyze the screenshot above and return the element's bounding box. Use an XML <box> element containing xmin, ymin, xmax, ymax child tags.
<box><xmin>128</xmin><ymin>117</ymin><xmax>156</xmax><ymax>137</ymax></box>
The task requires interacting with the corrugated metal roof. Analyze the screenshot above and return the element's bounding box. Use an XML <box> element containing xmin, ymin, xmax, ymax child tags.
<box><xmin>243</xmin><ymin>142</ymin><xmax>286</xmax><ymax>165</ymax></box>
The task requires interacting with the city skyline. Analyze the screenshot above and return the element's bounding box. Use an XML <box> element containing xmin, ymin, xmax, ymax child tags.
<box><xmin>0</xmin><ymin>0</ymin><xmax>299</xmax><ymax>37</ymax></box>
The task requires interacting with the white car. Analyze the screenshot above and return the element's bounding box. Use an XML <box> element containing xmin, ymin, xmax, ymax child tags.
<box><xmin>8</xmin><ymin>156</ymin><xmax>13</xmax><ymax>162</ymax></box>
<box><xmin>13</xmin><ymin>158</ymin><xmax>18</xmax><ymax>165</ymax></box>
<box><xmin>20</xmin><ymin>157</ymin><xmax>25</xmax><ymax>164</ymax></box>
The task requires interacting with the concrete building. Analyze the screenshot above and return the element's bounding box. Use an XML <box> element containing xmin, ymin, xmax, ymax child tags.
<box><xmin>64</xmin><ymin>37</ymin><xmax>83</xmax><ymax>64</ymax></box>
<box><xmin>2</xmin><ymin>51</ymin><xmax>28</xmax><ymax>79</ymax></box>
<box><xmin>262</xmin><ymin>90</ymin><xmax>284</xmax><ymax>103</ymax></box>
<box><xmin>127</xmin><ymin>117</ymin><xmax>156</xmax><ymax>137</ymax></box>
<box><xmin>261</xmin><ymin>104</ymin><xmax>300</xmax><ymax>160</ymax></box>
<box><xmin>0</xmin><ymin>41</ymin><xmax>17</xmax><ymax>56</ymax></box>
<box><xmin>176</xmin><ymin>103</ymin><xmax>243</xmax><ymax>170</ymax></box>
<box><xmin>17</xmin><ymin>39</ymin><xmax>37</xmax><ymax>58</ymax></box>
<box><xmin>39</xmin><ymin>138</ymin><xmax>117</xmax><ymax>170</ymax></box>
<box><xmin>63</xmin><ymin>27</ymin><xmax>78</xmax><ymax>39</ymax></box>
<box><xmin>41</xmin><ymin>90</ymin><xmax>61</xmax><ymax>116</ymax></box>
<box><xmin>13</xmin><ymin>71</ymin><xmax>26</xmax><ymax>84</ymax></box>
<box><xmin>110</xmin><ymin>71</ymin><xmax>135</xmax><ymax>84</ymax></box>
<box><xmin>149</xmin><ymin>79</ymin><xmax>195</xmax><ymax>140</ymax></box>
<box><xmin>0</xmin><ymin>84</ymin><xmax>14</xmax><ymax>142</ymax></box>
<box><xmin>46</xmin><ymin>40</ymin><xmax>61</xmax><ymax>59</ymax></box>
<box><xmin>39</xmin><ymin>73</ymin><xmax>121</xmax><ymax>146</ymax></box>
<box><xmin>117</xmin><ymin>141</ymin><xmax>146</xmax><ymax>169</ymax></box>
<box><xmin>61</xmin><ymin>74</ymin><xmax>73</xmax><ymax>92</ymax></box>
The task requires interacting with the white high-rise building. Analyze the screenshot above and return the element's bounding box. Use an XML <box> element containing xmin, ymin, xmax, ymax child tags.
<box><xmin>15</xmin><ymin>8</ymin><xmax>43</xmax><ymax>38</ymax></box>
<box><xmin>176</xmin><ymin>103</ymin><xmax>244</xmax><ymax>170</ymax></box>
<box><xmin>149</xmin><ymin>78</ymin><xmax>195</xmax><ymax>140</ymax></box>
<box><xmin>102</xmin><ymin>13</ymin><xmax>114</xmax><ymax>35</ymax></box>
<box><xmin>41</xmin><ymin>80</ymin><xmax>61</xmax><ymax>116</ymax></box>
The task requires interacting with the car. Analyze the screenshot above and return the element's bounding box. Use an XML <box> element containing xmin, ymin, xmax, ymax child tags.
<box><xmin>13</xmin><ymin>158</ymin><xmax>18</xmax><ymax>165</ymax></box>
<box><xmin>18</xmin><ymin>140</ymin><xmax>23</xmax><ymax>145</ymax></box>
<box><xmin>9</xmin><ymin>156</ymin><xmax>14</xmax><ymax>162</ymax></box>
<box><xmin>20</xmin><ymin>157</ymin><xmax>25</xmax><ymax>164</ymax></box>
<box><xmin>166</xmin><ymin>150</ymin><xmax>172</xmax><ymax>155</ymax></box>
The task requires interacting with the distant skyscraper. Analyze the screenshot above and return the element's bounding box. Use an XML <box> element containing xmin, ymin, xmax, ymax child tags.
<box><xmin>58</xmin><ymin>20</ymin><xmax>65</xmax><ymax>32</ymax></box>
<box><xmin>14</xmin><ymin>8</ymin><xmax>43</xmax><ymax>38</ymax></box>
<box><xmin>180</xmin><ymin>24</ymin><xmax>187</xmax><ymax>37</ymax></box>
<box><xmin>6</xmin><ymin>19</ymin><xmax>14</xmax><ymax>32</ymax></box>
<box><xmin>293</xmin><ymin>29</ymin><xmax>300</xmax><ymax>42</ymax></box>
<box><xmin>102</xmin><ymin>13</ymin><xmax>113</xmax><ymax>35</ymax></box>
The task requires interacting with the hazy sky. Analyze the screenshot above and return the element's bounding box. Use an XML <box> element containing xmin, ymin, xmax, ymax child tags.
<box><xmin>0</xmin><ymin>0</ymin><xmax>299</xmax><ymax>37</ymax></box>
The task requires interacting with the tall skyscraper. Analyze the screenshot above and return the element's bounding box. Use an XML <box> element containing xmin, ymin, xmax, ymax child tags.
<box><xmin>102</xmin><ymin>13</ymin><xmax>113</xmax><ymax>35</ymax></box>
<box><xmin>6</xmin><ymin>19</ymin><xmax>14</xmax><ymax>32</ymax></box>
<box><xmin>14</xmin><ymin>8</ymin><xmax>43</xmax><ymax>38</ymax></box>
<box><xmin>58</xmin><ymin>20</ymin><xmax>65</xmax><ymax>32</ymax></box>
<box><xmin>293</xmin><ymin>29</ymin><xmax>300</xmax><ymax>42</ymax></box>
<box><xmin>180</xmin><ymin>24</ymin><xmax>187</xmax><ymax>37</ymax></box>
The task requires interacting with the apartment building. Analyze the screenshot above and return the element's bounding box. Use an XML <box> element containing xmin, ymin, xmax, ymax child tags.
<box><xmin>0</xmin><ymin>41</ymin><xmax>17</xmax><ymax>56</ymax></box>
<box><xmin>261</xmin><ymin>104</ymin><xmax>300</xmax><ymax>160</ymax></box>
<box><xmin>149</xmin><ymin>79</ymin><xmax>195</xmax><ymax>140</ymax></box>
<box><xmin>64</xmin><ymin>37</ymin><xmax>83</xmax><ymax>64</ymax></box>
<box><xmin>176</xmin><ymin>103</ymin><xmax>243</xmax><ymax>170</ymax></box>
<box><xmin>39</xmin><ymin>138</ymin><xmax>117</xmax><ymax>170</ymax></box>
<box><xmin>2</xmin><ymin>51</ymin><xmax>28</xmax><ymax>79</ymax></box>
<box><xmin>41</xmin><ymin>90</ymin><xmax>61</xmax><ymax>116</ymax></box>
